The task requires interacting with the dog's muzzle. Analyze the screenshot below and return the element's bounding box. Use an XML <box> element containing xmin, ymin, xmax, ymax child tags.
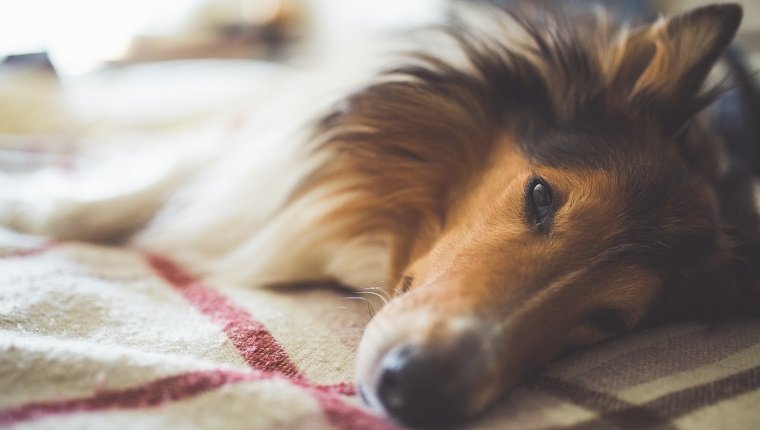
<box><xmin>357</xmin><ymin>313</ymin><xmax>495</xmax><ymax>428</ymax></box>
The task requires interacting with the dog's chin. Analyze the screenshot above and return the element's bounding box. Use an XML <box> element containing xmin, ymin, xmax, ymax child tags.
<box><xmin>355</xmin><ymin>309</ymin><xmax>504</xmax><ymax>428</ymax></box>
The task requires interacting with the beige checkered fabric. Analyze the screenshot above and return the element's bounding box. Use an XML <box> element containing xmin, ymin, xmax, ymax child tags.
<box><xmin>1</xmin><ymin>229</ymin><xmax>759</xmax><ymax>429</ymax></box>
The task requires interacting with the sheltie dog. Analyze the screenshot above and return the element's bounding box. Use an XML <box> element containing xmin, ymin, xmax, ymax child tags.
<box><xmin>3</xmin><ymin>1</ymin><xmax>760</xmax><ymax>427</ymax></box>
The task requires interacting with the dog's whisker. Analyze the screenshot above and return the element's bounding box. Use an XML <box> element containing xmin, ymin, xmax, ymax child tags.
<box><xmin>342</xmin><ymin>296</ymin><xmax>377</xmax><ymax>317</ymax></box>
<box><xmin>362</xmin><ymin>285</ymin><xmax>390</xmax><ymax>295</ymax></box>
<box><xmin>360</xmin><ymin>285</ymin><xmax>392</xmax><ymax>300</ymax></box>
<box><xmin>356</xmin><ymin>290</ymin><xmax>389</xmax><ymax>305</ymax></box>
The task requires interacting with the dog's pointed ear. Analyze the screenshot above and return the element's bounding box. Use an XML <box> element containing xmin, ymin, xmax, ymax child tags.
<box><xmin>604</xmin><ymin>4</ymin><xmax>742</xmax><ymax>125</ymax></box>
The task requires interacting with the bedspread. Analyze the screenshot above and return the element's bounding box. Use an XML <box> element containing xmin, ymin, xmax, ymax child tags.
<box><xmin>2</xmin><ymin>229</ymin><xmax>760</xmax><ymax>430</ymax></box>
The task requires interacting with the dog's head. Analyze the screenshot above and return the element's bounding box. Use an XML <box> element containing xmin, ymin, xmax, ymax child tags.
<box><xmin>302</xmin><ymin>3</ymin><xmax>758</xmax><ymax>427</ymax></box>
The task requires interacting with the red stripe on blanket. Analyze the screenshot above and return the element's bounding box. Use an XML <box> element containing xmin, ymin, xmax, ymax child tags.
<box><xmin>146</xmin><ymin>255</ymin><xmax>387</xmax><ymax>429</ymax></box>
<box><xmin>0</xmin><ymin>369</ymin><xmax>393</xmax><ymax>430</ymax></box>
<box><xmin>147</xmin><ymin>255</ymin><xmax>302</xmax><ymax>377</ymax></box>
<box><xmin>0</xmin><ymin>370</ymin><xmax>249</xmax><ymax>426</ymax></box>
<box><xmin>2</xmin><ymin>242</ymin><xmax>55</xmax><ymax>258</ymax></box>
<box><xmin>302</xmin><ymin>384</ymin><xmax>395</xmax><ymax>430</ymax></box>
<box><xmin>321</xmin><ymin>381</ymin><xmax>357</xmax><ymax>396</ymax></box>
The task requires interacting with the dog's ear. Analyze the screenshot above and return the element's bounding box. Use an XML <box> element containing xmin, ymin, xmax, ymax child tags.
<box><xmin>604</xmin><ymin>4</ymin><xmax>742</xmax><ymax>125</ymax></box>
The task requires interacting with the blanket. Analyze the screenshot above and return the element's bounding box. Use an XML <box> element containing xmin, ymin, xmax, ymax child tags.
<box><xmin>2</xmin><ymin>230</ymin><xmax>760</xmax><ymax>430</ymax></box>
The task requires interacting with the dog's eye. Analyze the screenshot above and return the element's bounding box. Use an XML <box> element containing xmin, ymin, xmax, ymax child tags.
<box><xmin>582</xmin><ymin>309</ymin><xmax>627</xmax><ymax>334</ymax></box>
<box><xmin>526</xmin><ymin>178</ymin><xmax>554</xmax><ymax>227</ymax></box>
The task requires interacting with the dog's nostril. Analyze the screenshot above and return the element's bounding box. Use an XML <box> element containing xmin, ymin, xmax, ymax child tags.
<box><xmin>376</xmin><ymin>343</ymin><xmax>466</xmax><ymax>427</ymax></box>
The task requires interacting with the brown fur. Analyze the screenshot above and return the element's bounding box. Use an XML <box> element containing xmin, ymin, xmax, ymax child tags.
<box><xmin>290</xmin><ymin>2</ymin><xmax>759</xmax><ymax>425</ymax></box>
<box><xmin>298</xmin><ymin>3</ymin><xmax>758</xmax><ymax>315</ymax></box>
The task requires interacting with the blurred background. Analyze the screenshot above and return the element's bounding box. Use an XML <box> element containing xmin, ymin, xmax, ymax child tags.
<box><xmin>0</xmin><ymin>0</ymin><xmax>757</xmax><ymax>75</ymax></box>
<box><xmin>0</xmin><ymin>0</ymin><xmax>448</xmax><ymax>74</ymax></box>
<box><xmin>0</xmin><ymin>0</ymin><xmax>757</xmax><ymax>165</ymax></box>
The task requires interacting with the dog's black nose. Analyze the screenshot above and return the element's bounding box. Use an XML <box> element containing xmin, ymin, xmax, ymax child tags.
<box><xmin>376</xmin><ymin>343</ymin><xmax>469</xmax><ymax>427</ymax></box>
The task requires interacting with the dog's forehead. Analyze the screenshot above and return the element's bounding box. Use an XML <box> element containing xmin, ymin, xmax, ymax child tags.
<box><xmin>516</xmin><ymin>117</ymin><xmax>660</xmax><ymax>169</ymax></box>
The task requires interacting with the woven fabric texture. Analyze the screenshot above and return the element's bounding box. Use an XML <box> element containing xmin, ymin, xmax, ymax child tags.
<box><xmin>1</xmin><ymin>230</ymin><xmax>759</xmax><ymax>430</ymax></box>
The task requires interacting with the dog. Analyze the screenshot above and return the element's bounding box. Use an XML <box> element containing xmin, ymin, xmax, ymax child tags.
<box><xmin>2</xmin><ymin>1</ymin><xmax>759</xmax><ymax>427</ymax></box>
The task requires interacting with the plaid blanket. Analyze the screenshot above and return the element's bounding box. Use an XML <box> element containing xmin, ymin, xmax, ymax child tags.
<box><xmin>0</xmin><ymin>231</ymin><xmax>389</xmax><ymax>430</ymax></box>
<box><xmin>1</xmin><ymin>229</ymin><xmax>759</xmax><ymax>430</ymax></box>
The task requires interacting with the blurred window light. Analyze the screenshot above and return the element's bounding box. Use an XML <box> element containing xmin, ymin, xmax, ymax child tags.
<box><xmin>0</xmin><ymin>0</ymin><xmax>207</xmax><ymax>74</ymax></box>
<box><xmin>0</xmin><ymin>0</ymin><xmax>446</xmax><ymax>75</ymax></box>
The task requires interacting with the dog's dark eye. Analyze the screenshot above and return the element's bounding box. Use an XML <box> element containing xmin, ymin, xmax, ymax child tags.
<box><xmin>526</xmin><ymin>178</ymin><xmax>554</xmax><ymax>227</ymax></box>
<box><xmin>582</xmin><ymin>309</ymin><xmax>627</xmax><ymax>334</ymax></box>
